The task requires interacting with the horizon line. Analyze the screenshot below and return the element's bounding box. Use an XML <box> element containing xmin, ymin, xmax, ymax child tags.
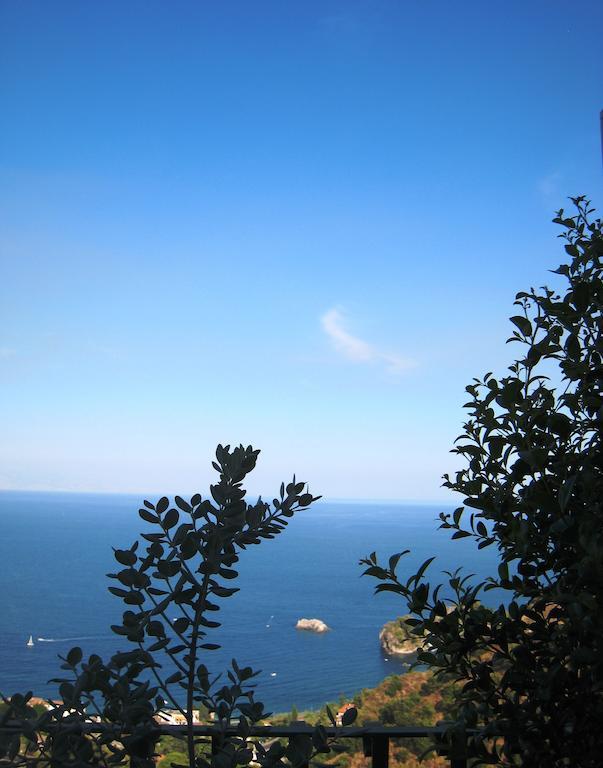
<box><xmin>0</xmin><ymin>486</ymin><xmax>455</xmax><ymax>507</ymax></box>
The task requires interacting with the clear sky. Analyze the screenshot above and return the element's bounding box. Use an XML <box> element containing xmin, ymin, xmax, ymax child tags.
<box><xmin>1</xmin><ymin>1</ymin><xmax>602</xmax><ymax>500</ymax></box>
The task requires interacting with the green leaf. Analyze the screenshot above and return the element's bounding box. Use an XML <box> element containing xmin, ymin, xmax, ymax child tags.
<box><xmin>147</xmin><ymin>620</ymin><xmax>165</xmax><ymax>637</ymax></box>
<box><xmin>157</xmin><ymin>559</ymin><xmax>180</xmax><ymax>578</ymax></box>
<box><xmin>415</xmin><ymin>556</ymin><xmax>435</xmax><ymax>580</ymax></box>
<box><xmin>180</xmin><ymin>535</ymin><xmax>197</xmax><ymax>560</ymax></box>
<box><xmin>559</xmin><ymin>476</ymin><xmax>576</xmax><ymax>512</ymax></box>
<box><xmin>114</xmin><ymin>548</ymin><xmax>137</xmax><ymax>566</ymax></box>
<box><xmin>156</xmin><ymin>497</ymin><xmax>170</xmax><ymax>515</ymax></box>
<box><xmin>59</xmin><ymin>682</ymin><xmax>75</xmax><ymax>702</ymax></box>
<box><xmin>565</xmin><ymin>333</ymin><xmax>580</xmax><ymax>360</ymax></box>
<box><xmin>139</xmin><ymin>508</ymin><xmax>159</xmax><ymax>524</ymax></box>
<box><xmin>173</xmin><ymin>617</ymin><xmax>190</xmax><ymax>634</ymax></box>
<box><xmin>388</xmin><ymin>550</ymin><xmax>409</xmax><ymax>573</ymax></box>
<box><xmin>571</xmin><ymin>281</ymin><xmax>589</xmax><ymax>312</ymax></box>
<box><xmin>218</xmin><ymin>567</ymin><xmax>238</xmax><ymax>579</ymax></box>
<box><xmin>147</xmin><ymin>638</ymin><xmax>170</xmax><ymax>652</ymax></box>
<box><xmin>510</xmin><ymin>315</ymin><xmax>533</xmax><ymax>336</ymax></box>
<box><xmin>108</xmin><ymin>586</ymin><xmax>129</xmax><ymax>598</ymax></box>
<box><xmin>452</xmin><ymin>530</ymin><xmax>472</xmax><ymax>539</ymax></box>
<box><xmin>163</xmin><ymin>508</ymin><xmax>179</xmax><ymax>529</ymax></box>
<box><xmin>175</xmin><ymin>495</ymin><xmax>192</xmax><ymax>513</ymax></box>
<box><xmin>111</xmin><ymin>624</ymin><xmax>130</xmax><ymax>636</ymax></box>
<box><xmin>66</xmin><ymin>647</ymin><xmax>82</xmax><ymax>666</ymax></box>
<box><xmin>124</xmin><ymin>590</ymin><xmax>145</xmax><ymax>605</ymax></box>
<box><xmin>341</xmin><ymin>706</ymin><xmax>357</xmax><ymax>726</ymax></box>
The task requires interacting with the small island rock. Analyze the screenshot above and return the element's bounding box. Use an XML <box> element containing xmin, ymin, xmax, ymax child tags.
<box><xmin>379</xmin><ymin>616</ymin><xmax>424</xmax><ymax>656</ymax></box>
<box><xmin>296</xmin><ymin>618</ymin><xmax>330</xmax><ymax>633</ymax></box>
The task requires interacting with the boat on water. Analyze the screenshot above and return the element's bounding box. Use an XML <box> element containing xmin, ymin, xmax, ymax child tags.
<box><xmin>26</xmin><ymin>635</ymin><xmax>34</xmax><ymax>647</ymax></box>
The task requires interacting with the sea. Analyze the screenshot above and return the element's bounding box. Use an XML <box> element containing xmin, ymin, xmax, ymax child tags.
<box><xmin>0</xmin><ymin>491</ymin><xmax>500</xmax><ymax>714</ymax></box>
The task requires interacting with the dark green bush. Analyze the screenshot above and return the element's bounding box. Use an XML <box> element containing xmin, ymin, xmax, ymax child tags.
<box><xmin>363</xmin><ymin>197</ymin><xmax>603</xmax><ymax>767</ymax></box>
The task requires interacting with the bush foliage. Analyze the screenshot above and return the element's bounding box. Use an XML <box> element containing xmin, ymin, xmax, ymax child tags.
<box><xmin>363</xmin><ymin>197</ymin><xmax>603</xmax><ymax>766</ymax></box>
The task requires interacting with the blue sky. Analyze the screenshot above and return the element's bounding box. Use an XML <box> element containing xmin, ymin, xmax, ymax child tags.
<box><xmin>1</xmin><ymin>1</ymin><xmax>602</xmax><ymax>500</ymax></box>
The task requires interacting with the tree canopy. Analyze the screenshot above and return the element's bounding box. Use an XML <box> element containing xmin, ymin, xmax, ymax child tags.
<box><xmin>363</xmin><ymin>197</ymin><xmax>603</xmax><ymax>767</ymax></box>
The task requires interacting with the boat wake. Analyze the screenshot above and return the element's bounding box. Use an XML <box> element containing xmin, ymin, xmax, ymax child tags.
<box><xmin>37</xmin><ymin>636</ymin><xmax>113</xmax><ymax>643</ymax></box>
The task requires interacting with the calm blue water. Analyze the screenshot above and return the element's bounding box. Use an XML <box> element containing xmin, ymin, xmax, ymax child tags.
<box><xmin>0</xmin><ymin>492</ymin><xmax>500</xmax><ymax>713</ymax></box>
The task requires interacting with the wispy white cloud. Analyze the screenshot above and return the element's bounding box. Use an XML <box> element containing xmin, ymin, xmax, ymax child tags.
<box><xmin>321</xmin><ymin>308</ymin><xmax>374</xmax><ymax>362</ymax></box>
<box><xmin>320</xmin><ymin>308</ymin><xmax>416</xmax><ymax>374</ymax></box>
<box><xmin>0</xmin><ymin>347</ymin><xmax>16</xmax><ymax>360</ymax></box>
<box><xmin>537</xmin><ymin>171</ymin><xmax>562</xmax><ymax>198</ymax></box>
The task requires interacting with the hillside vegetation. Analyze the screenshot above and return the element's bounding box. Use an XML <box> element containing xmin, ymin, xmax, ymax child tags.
<box><xmin>266</xmin><ymin>670</ymin><xmax>458</xmax><ymax>768</ymax></box>
<box><xmin>153</xmin><ymin>670</ymin><xmax>458</xmax><ymax>768</ymax></box>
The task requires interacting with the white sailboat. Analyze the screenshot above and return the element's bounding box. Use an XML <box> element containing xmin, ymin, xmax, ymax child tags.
<box><xmin>26</xmin><ymin>635</ymin><xmax>34</xmax><ymax>647</ymax></box>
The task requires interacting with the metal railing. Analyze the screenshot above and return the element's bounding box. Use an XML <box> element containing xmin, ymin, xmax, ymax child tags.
<box><xmin>0</xmin><ymin>721</ymin><xmax>470</xmax><ymax>768</ymax></box>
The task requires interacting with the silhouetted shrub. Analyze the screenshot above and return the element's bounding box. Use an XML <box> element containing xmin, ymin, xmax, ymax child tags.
<box><xmin>1</xmin><ymin>445</ymin><xmax>357</xmax><ymax>767</ymax></box>
<box><xmin>363</xmin><ymin>198</ymin><xmax>603</xmax><ymax>767</ymax></box>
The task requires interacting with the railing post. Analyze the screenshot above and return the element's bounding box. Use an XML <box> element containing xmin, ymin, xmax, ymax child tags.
<box><xmin>450</xmin><ymin>725</ymin><xmax>467</xmax><ymax>768</ymax></box>
<box><xmin>435</xmin><ymin>723</ymin><xmax>467</xmax><ymax>768</ymax></box>
<box><xmin>129</xmin><ymin>755</ymin><xmax>155</xmax><ymax>768</ymax></box>
<box><xmin>362</xmin><ymin>722</ymin><xmax>389</xmax><ymax>768</ymax></box>
<box><xmin>211</xmin><ymin>732</ymin><xmax>221</xmax><ymax>756</ymax></box>
<box><xmin>372</xmin><ymin>735</ymin><xmax>389</xmax><ymax>768</ymax></box>
<box><xmin>289</xmin><ymin>720</ymin><xmax>310</xmax><ymax>768</ymax></box>
<box><xmin>128</xmin><ymin>729</ymin><xmax>159</xmax><ymax>768</ymax></box>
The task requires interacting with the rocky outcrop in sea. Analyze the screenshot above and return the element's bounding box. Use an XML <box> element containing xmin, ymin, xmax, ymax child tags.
<box><xmin>379</xmin><ymin>616</ymin><xmax>423</xmax><ymax>656</ymax></box>
<box><xmin>295</xmin><ymin>618</ymin><xmax>330</xmax><ymax>633</ymax></box>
